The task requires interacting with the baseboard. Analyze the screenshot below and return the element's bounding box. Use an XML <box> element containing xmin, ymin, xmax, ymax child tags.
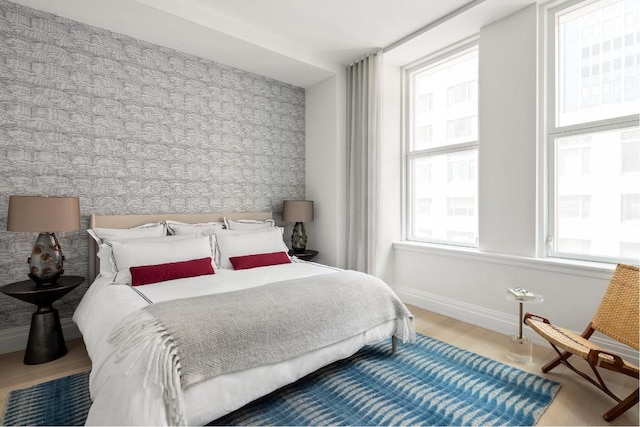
<box><xmin>0</xmin><ymin>318</ymin><xmax>81</xmax><ymax>355</ymax></box>
<box><xmin>396</xmin><ymin>285</ymin><xmax>639</xmax><ymax>365</ymax></box>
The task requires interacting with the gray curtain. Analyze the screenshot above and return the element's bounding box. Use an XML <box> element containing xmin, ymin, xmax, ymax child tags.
<box><xmin>346</xmin><ymin>50</ymin><xmax>382</xmax><ymax>274</ymax></box>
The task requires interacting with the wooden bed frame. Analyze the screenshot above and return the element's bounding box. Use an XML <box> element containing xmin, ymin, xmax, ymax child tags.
<box><xmin>88</xmin><ymin>212</ymin><xmax>272</xmax><ymax>283</ymax></box>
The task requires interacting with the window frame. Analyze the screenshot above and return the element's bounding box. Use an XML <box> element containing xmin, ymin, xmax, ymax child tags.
<box><xmin>545</xmin><ymin>0</ymin><xmax>640</xmax><ymax>264</ymax></box>
<box><xmin>403</xmin><ymin>39</ymin><xmax>479</xmax><ymax>248</ymax></box>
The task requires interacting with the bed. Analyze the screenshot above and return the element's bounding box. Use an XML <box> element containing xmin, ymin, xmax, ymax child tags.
<box><xmin>73</xmin><ymin>212</ymin><xmax>415</xmax><ymax>426</ymax></box>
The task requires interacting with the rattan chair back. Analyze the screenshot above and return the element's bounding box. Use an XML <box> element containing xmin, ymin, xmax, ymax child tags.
<box><xmin>591</xmin><ymin>264</ymin><xmax>639</xmax><ymax>350</ymax></box>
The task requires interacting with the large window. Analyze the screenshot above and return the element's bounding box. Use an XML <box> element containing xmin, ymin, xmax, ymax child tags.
<box><xmin>406</xmin><ymin>44</ymin><xmax>479</xmax><ymax>247</ymax></box>
<box><xmin>548</xmin><ymin>0</ymin><xmax>640</xmax><ymax>263</ymax></box>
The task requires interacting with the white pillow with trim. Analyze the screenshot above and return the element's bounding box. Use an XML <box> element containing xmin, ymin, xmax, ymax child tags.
<box><xmin>166</xmin><ymin>220</ymin><xmax>224</xmax><ymax>236</ymax></box>
<box><xmin>224</xmin><ymin>218</ymin><xmax>275</xmax><ymax>230</ymax></box>
<box><xmin>87</xmin><ymin>223</ymin><xmax>167</xmax><ymax>278</ymax></box>
<box><xmin>87</xmin><ymin>222</ymin><xmax>166</xmax><ymax>243</ymax></box>
<box><xmin>110</xmin><ymin>235</ymin><xmax>214</xmax><ymax>284</ymax></box>
<box><xmin>215</xmin><ymin>227</ymin><xmax>289</xmax><ymax>269</ymax></box>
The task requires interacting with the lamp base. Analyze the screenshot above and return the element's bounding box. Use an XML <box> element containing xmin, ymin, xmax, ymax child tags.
<box><xmin>508</xmin><ymin>335</ymin><xmax>532</xmax><ymax>363</ymax></box>
<box><xmin>29</xmin><ymin>271</ymin><xmax>63</xmax><ymax>286</ymax></box>
<box><xmin>291</xmin><ymin>222</ymin><xmax>307</xmax><ymax>253</ymax></box>
<box><xmin>28</xmin><ymin>232</ymin><xmax>64</xmax><ymax>286</ymax></box>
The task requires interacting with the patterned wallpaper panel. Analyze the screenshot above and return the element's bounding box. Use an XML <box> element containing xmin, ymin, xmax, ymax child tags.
<box><xmin>0</xmin><ymin>0</ymin><xmax>305</xmax><ymax>329</ymax></box>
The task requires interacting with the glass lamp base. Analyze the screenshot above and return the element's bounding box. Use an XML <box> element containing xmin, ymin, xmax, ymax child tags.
<box><xmin>508</xmin><ymin>335</ymin><xmax>532</xmax><ymax>363</ymax></box>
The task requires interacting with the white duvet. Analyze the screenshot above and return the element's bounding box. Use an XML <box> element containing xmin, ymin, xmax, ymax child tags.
<box><xmin>73</xmin><ymin>261</ymin><xmax>399</xmax><ymax>426</ymax></box>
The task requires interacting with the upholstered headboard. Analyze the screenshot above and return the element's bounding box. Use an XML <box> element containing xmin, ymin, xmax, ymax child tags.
<box><xmin>88</xmin><ymin>212</ymin><xmax>273</xmax><ymax>283</ymax></box>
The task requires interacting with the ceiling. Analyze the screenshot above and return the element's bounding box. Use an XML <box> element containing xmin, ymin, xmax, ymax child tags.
<box><xmin>10</xmin><ymin>0</ymin><xmax>538</xmax><ymax>87</ymax></box>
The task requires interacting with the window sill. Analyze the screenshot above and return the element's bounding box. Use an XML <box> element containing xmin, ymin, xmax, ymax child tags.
<box><xmin>393</xmin><ymin>241</ymin><xmax>617</xmax><ymax>279</ymax></box>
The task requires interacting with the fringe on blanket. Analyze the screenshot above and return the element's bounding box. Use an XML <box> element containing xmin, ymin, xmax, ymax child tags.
<box><xmin>400</xmin><ymin>316</ymin><xmax>417</xmax><ymax>343</ymax></box>
<box><xmin>108</xmin><ymin>309</ymin><xmax>187</xmax><ymax>426</ymax></box>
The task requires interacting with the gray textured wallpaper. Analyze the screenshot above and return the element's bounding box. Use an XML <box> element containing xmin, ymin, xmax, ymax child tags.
<box><xmin>0</xmin><ymin>0</ymin><xmax>305</xmax><ymax>330</ymax></box>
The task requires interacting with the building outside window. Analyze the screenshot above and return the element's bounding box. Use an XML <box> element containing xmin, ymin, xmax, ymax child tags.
<box><xmin>415</xmin><ymin>125</ymin><xmax>433</xmax><ymax>149</ymax></box>
<box><xmin>548</xmin><ymin>0</ymin><xmax>640</xmax><ymax>263</ymax></box>
<box><xmin>559</xmin><ymin>195</ymin><xmax>591</xmax><ymax>220</ymax></box>
<box><xmin>621</xmin><ymin>193</ymin><xmax>640</xmax><ymax>222</ymax></box>
<box><xmin>406</xmin><ymin>43</ymin><xmax>478</xmax><ymax>247</ymax></box>
<box><xmin>417</xmin><ymin>93</ymin><xmax>433</xmax><ymax>112</ymax></box>
<box><xmin>447</xmin><ymin>81</ymin><xmax>476</xmax><ymax>107</ymax></box>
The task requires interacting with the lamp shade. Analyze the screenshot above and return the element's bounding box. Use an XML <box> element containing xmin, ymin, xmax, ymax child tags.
<box><xmin>282</xmin><ymin>200</ymin><xmax>314</xmax><ymax>222</ymax></box>
<box><xmin>7</xmin><ymin>196</ymin><xmax>80</xmax><ymax>232</ymax></box>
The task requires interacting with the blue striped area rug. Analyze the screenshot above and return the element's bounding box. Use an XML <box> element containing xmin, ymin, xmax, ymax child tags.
<box><xmin>2</xmin><ymin>371</ymin><xmax>90</xmax><ymax>426</ymax></box>
<box><xmin>2</xmin><ymin>334</ymin><xmax>560</xmax><ymax>426</ymax></box>
<box><xmin>211</xmin><ymin>334</ymin><xmax>560</xmax><ymax>426</ymax></box>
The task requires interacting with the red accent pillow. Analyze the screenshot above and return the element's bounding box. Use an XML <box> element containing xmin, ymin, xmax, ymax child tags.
<box><xmin>130</xmin><ymin>257</ymin><xmax>215</xmax><ymax>286</ymax></box>
<box><xmin>229</xmin><ymin>251</ymin><xmax>291</xmax><ymax>270</ymax></box>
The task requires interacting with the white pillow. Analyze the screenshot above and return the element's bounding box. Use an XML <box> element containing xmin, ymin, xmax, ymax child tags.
<box><xmin>88</xmin><ymin>222</ymin><xmax>167</xmax><ymax>243</ymax></box>
<box><xmin>224</xmin><ymin>218</ymin><xmax>275</xmax><ymax>230</ymax></box>
<box><xmin>110</xmin><ymin>235</ymin><xmax>214</xmax><ymax>284</ymax></box>
<box><xmin>215</xmin><ymin>228</ymin><xmax>289</xmax><ymax>269</ymax></box>
<box><xmin>209</xmin><ymin>227</ymin><xmax>284</xmax><ymax>266</ymax></box>
<box><xmin>94</xmin><ymin>235</ymin><xmax>200</xmax><ymax>278</ymax></box>
<box><xmin>166</xmin><ymin>220</ymin><xmax>224</xmax><ymax>236</ymax></box>
<box><xmin>164</xmin><ymin>221</ymin><xmax>224</xmax><ymax>267</ymax></box>
<box><xmin>88</xmin><ymin>223</ymin><xmax>167</xmax><ymax>277</ymax></box>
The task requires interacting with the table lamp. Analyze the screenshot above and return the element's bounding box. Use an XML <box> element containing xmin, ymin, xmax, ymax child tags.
<box><xmin>282</xmin><ymin>200</ymin><xmax>314</xmax><ymax>253</ymax></box>
<box><xmin>7</xmin><ymin>195</ymin><xmax>80</xmax><ymax>285</ymax></box>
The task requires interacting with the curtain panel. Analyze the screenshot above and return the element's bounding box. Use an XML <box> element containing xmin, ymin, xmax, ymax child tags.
<box><xmin>345</xmin><ymin>50</ymin><xmax>383</xmax><ymax>274</ymax></box>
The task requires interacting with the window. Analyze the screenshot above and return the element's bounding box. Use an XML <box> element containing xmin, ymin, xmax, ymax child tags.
<box><xmin>558</xmin><ymin>137</ymin><xmax>591</xmax><ymax>176</ymax></box>
<box><xmin>559</xmin><ymin>195</ymin><xmax>591</xmax><ymax>220</ymax></box>
<box><xmin>417</xmin><ymin>198</ymin><xmax>433</xmax><ymax>215</ymax></box>
<box><xmin>447</xmin><ymin>197</ymin><xmax>475</xmax><ymax>217</ymax></box>
<box><xmin>447</xmin><ymin>150</ymin><xmax>476</xmax><ymax>183</ymax></box>
<box><xmin>416</xmin><ymin>93</ymin><xmax>433</xmax><ymax>112</ymax></box>
<box><xmin>621</xmin><ymin>194</ymin><xmax>640</xmax><ymax>222</ymax></box>
<box><xmin>447</xmin><ymin>81</ymin><xmax>476</xmax><ymax>107</ymax></box>
<box><xmin>548</xmin><ymin>0</ymin><xmax>640</xmax><ymax>263</ymax></box>
<box><xmin>415</xmin><ymin>125</ymin><xmax>433</xmax><ymax>148</ymax></box>
<box><xmin>447</xmin><ymin>116</ymin><xmax>477</xmax><ymax>141</ymax></box>
<box><xmin>406</xmin><ymin>43</ymin><xmax>478</xmax><ymax>247</ymax></box>
<box><xmin>558</xmin><ymin>238</ymin><xmax>592</xmax><ymax>254</ymax></box>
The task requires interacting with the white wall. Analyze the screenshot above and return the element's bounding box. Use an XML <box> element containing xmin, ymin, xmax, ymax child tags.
<box><xmin>478</xmin><ymin>4</ymin><xmax>538</xmax><ymax>257</ymax></box>
<box><xmin>305</xmin><ymin>73</ymin><xmax>347</xmax><ymax>268</ymax></box>
<box><xmin>392</xmin><ymin>5</ymin><xmax>637</xmax><ymax>362</ymax></box>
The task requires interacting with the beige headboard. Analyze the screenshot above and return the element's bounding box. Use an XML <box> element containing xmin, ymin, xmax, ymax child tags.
<box><xmin>88</xmin><ymin>212</ymin><xmax>273</xmax><ymax>283</ymax></box>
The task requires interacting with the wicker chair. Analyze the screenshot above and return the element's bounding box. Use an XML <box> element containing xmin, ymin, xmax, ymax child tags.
<box><xmin>524</xmin><ymin>263</ymin><xmax>639</xmax><ymax>422</ymax></box>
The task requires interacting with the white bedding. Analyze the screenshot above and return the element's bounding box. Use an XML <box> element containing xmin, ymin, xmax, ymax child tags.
<box><xmin>73</xmin><ymin>261</ymin><xmax>400</xmax><ymax>426</ymax></box>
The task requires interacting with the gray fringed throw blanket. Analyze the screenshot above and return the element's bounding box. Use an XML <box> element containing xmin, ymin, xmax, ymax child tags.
<box><xmin>109</xmin><ymin>270</ymin><xmax>415</xmax><ymax>425</ymax></box>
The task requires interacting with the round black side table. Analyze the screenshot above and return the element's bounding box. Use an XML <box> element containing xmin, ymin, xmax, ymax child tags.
<box><xmin>288</xmin><ymin>249</ymin><xmax>319</xmax><ymax>262</ymax></box>
<box><xmin>0</xmin><ymin>275</ymin><xmax>84</xmax><ymax>365</ymax></box>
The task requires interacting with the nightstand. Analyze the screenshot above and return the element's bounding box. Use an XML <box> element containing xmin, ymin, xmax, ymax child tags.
<box><xmin>288</xmin><ymin>249</ymin><xmax>319</xmax><ymax>262</ymax></box>
<box><xmin>0</xmin><ymin>275</ymin><xmax>84</xmax><ymax>365</ymax></box>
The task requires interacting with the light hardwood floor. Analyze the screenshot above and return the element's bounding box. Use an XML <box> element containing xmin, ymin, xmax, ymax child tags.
<box><xmin>0</xmin><ymin>305</ymin><xmax>638</xmax><ymax>426</ymax></box>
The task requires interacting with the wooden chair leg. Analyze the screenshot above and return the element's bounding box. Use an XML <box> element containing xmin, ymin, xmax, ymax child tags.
<box><xmin>603</xmin><ymin>387</ymin><xmax>639</xmax><ymax>422</ymax></box>
<box><xmin>541</xmin><ymin>351</ymin><xmax>572</xmax><ymax>374</ymax></box>
<box><xmin>541</xmin><ymin>349</ymin><xmax>572</xmax><ymax>373</ymax></box>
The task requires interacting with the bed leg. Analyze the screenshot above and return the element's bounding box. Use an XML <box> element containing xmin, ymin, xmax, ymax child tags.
<box><xmin>392</xmin><ymin>335</ymin><xmax>398</xmax><ymax>354</ymax></box>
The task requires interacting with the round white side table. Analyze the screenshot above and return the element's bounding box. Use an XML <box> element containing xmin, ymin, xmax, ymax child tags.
<box><xmin>504</xmin><ymin>290</ymin><xmax>543</xmax><ymax>363</ymax></box>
